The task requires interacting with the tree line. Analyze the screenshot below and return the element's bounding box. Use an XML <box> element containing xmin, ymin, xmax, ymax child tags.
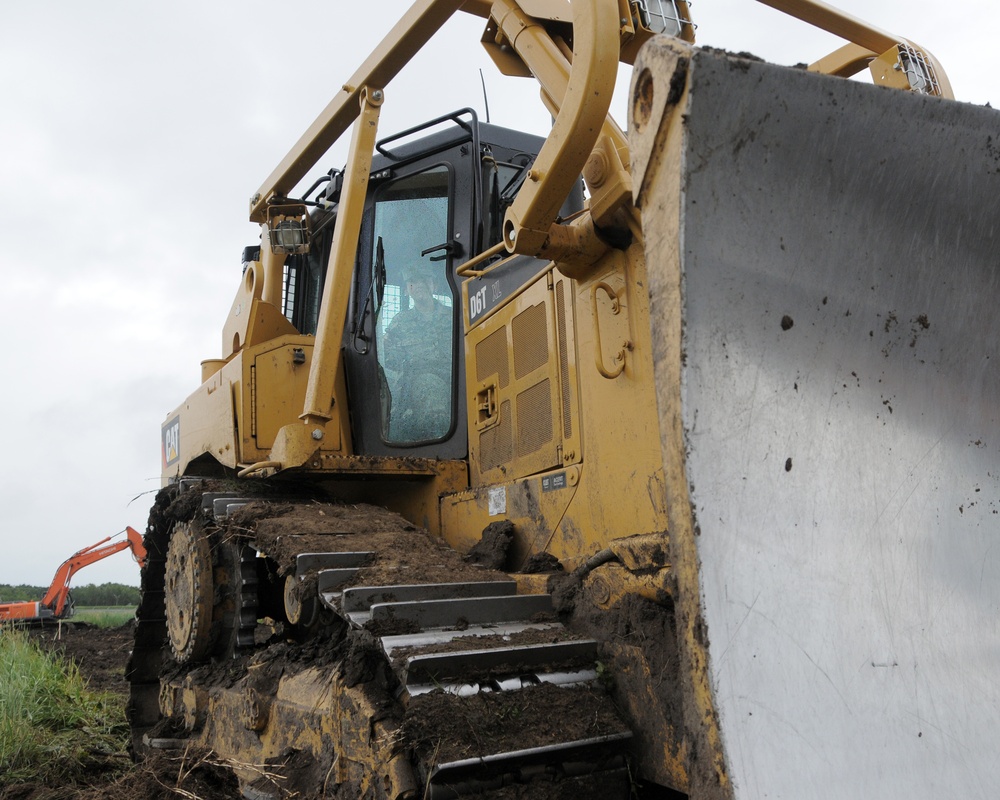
<box><xmin>0</xmin><ymin>582</ymin><xmax>140</xmax><ymax>607</ymax></box>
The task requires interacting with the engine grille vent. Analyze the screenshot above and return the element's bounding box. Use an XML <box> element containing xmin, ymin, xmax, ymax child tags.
<box><xmin>476</xmin><ymin>327</ymin><xmax>510</xmax><ymax>388</ymax></box>
<box><xmin>512</xmin><ymin>303</ymin><xmax>548</xmax><ymax>380</ymax></box>
<box><xmin>516</xmin><ymin>379</ymin><xmax>552</xmax><ymax>456</ymax></box>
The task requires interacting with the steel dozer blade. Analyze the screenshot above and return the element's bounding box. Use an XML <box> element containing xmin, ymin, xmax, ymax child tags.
<box><xmin>631</xmin><ymin>39</ymin><xmax>1000</xmax><ymax>799</ymax></box>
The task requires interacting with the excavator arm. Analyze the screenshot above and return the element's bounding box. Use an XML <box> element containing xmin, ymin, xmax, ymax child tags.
<box><xmin>42</xmin><ymin>526</ymin><xmax>147</xmax><ymax>617</ymax></box>
<box><xmin>0</xmin><ymin>527</ymin><xmax>146</xmax><ymax>622</ymax></box>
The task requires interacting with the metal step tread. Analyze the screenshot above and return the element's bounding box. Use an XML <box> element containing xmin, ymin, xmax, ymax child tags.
<box><xmin>404</xmin><ymin>638</ymin><xmax>599</xmax><ymax>685</ymax></box>
<box><xmin>200</xmin><ymin>493</ymin><xmax>253</xmax><ymax>519</ymax></box>
<box><xmin>369</xmin><ymin>593</ymin><xmax>554</xmax><ymax>630</ymax></box>
<box><xmin>318</xmin><ymin>569</ymin><xmax>362</xmax><ymax>609</ymax></box>
<box><xmin>296</xmin><ymin>551</ymin><xmax>374</xmax><ymax>578</ymax></box>
<box><xmin>381</xmin><ymin>622</ymin><xmax>566</xmax><ymax>660</ymax></box>
<box><xmin>342</xmin><ymin>580</ymin><xmax>518</xmax><ymax>625</ymax></box>
<box><xmin>407</xmin><ymin>667</ymin><xmax>600</xmax><ymax>698</ymax></box>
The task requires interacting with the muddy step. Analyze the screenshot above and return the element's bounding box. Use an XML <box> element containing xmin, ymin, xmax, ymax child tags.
<box><xmin>341</xmin><ymin>581</ymin><xmax>518</xmax><ymax>626</ymax></box>
<box><xmin>287</xmin><ymin>551</ymin><xmax>378</xmax><ymax>610</ymax></box>
<box><xmin>209</xmin><ymin>495</ymin><xmax>253</xmax><ymax>519</ymax></box>
<box><xmin>381</xmin><ymin>621</ymin><xmax>565</xmax><ymax>661</ymax></box>
<box><xmin>404</xmin><ymin>639</ymin><xmax>600</xmax><ymax>697</ymax></box>
<box><xmin>194</xmin><ymin>491</ymin><xmax>248</xmax><ymax>514</ymax></box>
<box><xmin>369</xmin><ymin>593</ymin><xmax>553</xmax><ymax>631</ymax></box>
<box><xmin>317</xmin><ymin>568</ymin><xmax>364</xmax><ymax>603</ymax></box>
<box><xmin>295</xmin><ymin>551</ymin><xmax>374</xmax><ymax>577</ymax></box>
<box><xmin>426</xmin><ymin>732</ymin><xmax>632</xmax><ymax>799</ymax></box>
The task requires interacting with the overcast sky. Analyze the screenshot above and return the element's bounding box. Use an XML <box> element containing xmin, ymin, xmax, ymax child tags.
<box><xmin>1</xmin><ymin>0</ymin><xmax>995</xmax><ymax>589</ymax></box>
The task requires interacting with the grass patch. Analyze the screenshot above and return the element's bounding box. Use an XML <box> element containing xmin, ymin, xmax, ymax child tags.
<box><xmin>72</xmin><ymin>606</ymin><xmax>136</xmax><ymax>628</ymax></box>
<box><xmin>0</xmin><ymin>626</ymin><xmax>129</xmax><ymax>785</ymax></box>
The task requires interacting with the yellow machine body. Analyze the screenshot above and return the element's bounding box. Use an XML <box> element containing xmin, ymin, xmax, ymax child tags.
<box><xmin>140</xmin><ymin>2</ymin><xmax>999</xmax><ymax>798</ymax></box>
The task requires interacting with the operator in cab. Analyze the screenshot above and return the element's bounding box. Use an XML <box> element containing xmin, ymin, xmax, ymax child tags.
<box><xmin>380</xmin><ymin>266</ymin><xmax>453</xmax><ymax>443</ymax></box>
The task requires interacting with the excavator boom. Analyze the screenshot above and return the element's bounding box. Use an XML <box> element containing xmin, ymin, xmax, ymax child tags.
<box><xmin>0</xmin><ymin>527</ymin><xmax>146</xmax><ymax>622</ymax></box>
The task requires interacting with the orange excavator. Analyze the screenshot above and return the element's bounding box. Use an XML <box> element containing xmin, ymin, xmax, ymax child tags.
<box><xmin>0</xmin><ymin>527</ymin><xmax>147</xmax><ymax>623</ymax></box>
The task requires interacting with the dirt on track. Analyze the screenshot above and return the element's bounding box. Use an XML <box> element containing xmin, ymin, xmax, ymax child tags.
<box><xmin>2</xmin><ymin>623</ymin><xmax>241</xmax><ymax>800</ymax></box>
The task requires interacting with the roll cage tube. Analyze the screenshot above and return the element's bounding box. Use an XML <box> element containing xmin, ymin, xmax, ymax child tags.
<box><xmin>250</xmin><ymin>0</ymin><xmax>952</xmax><ymax>226</ymax></box>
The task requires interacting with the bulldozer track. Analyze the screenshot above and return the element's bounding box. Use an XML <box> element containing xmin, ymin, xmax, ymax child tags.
<box><xmin>127</xmin><ymin>479</ymin><xmax>632</xmax><ymax>798</ymax></box>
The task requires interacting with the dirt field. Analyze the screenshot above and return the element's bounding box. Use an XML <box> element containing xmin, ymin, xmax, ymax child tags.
<box><xmin>2</xmin><ymin>623</ymin><xmax>241</xmax><ymax>800</ymax></box>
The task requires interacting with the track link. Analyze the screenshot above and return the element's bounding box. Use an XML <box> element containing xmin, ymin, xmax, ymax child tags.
<box><xmin>128</xmin><ymin>480</ymin><xmax>632</xmax><ymax>799</ymax></box>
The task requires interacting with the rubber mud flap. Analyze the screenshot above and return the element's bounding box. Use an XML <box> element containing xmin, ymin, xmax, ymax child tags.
<box><xmin>634</xmin><ymin>39</ymin><xmax>1000</xmax><ymax>800</ymax></box>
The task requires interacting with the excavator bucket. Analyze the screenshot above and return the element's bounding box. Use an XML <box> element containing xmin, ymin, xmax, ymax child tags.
<box><xmin>631</xmin><ymin>40</ymin><xmax>999</xmax><ymax>798</ymax></box>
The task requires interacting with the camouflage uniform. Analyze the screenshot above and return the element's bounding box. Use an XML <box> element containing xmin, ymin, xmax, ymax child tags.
<box><xmin>381</xmin><ymin>299</ymin><xmax>453</xmax><ymax>442</ymax></box>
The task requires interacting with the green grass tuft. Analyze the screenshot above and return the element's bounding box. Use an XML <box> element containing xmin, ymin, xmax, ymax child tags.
<box><xmin>71</xmin><ymin>606</ymin><xmax>136</xmax><ymax>629</ymax></box>
<box><xmin>0</xmin><ymin>625</ymin><xmax>129</xmax><ymax>785</ymax></box>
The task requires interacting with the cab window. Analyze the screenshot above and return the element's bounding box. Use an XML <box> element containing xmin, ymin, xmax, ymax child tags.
<box><xmin>371</xmin><ymin>165</ymin><xmax>455</xmax><ymax>444</ymax></box>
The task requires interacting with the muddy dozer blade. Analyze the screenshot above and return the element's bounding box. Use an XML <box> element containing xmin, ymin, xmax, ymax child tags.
<box><xmin>632</xmin><ymin>40</ymin><xmax>1000</xmax><ymax>799</ymax></box>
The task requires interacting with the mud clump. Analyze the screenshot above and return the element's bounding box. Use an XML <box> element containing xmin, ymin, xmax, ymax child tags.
<box><xmin>364</xmin><ymin>615</ymin><xmax>421</xmax><ymax>637</ymax></box>
<box><xmin>464</xmin><ymin>520</ymin><xmax>515</xmax><ymax>570</ymax></box>
<box><xmin>3</xmin><ymin>749</ymin><xmax>241</xmax><ymax>800</ymax></box>
<box><xmin>77</xmin><ymin>748</ymin><xmax>240</xmax><ymax>800</ymax></box>
<box><xmin>569</xmin><ymin>592</ymin><xmax>684</xmax><ymax>790</ymax></box>
<box><xmin>341</xmin><ymin>629</ymin><xmax>386</xmax><ymax>687</ymax></box>
<box><xmin>245</xmin><ymin>502</ymin><xmax>508</xmax><ymax>587</ymax></box>
<box><xmin>521</xmin><ymin>551</ymin><xmax>564</xmax><ymax>574</ymax></box>
<box><xmin>549</xmin><ymin>572</ymin><xmax>583</xmax><ymax>615</ymax></box>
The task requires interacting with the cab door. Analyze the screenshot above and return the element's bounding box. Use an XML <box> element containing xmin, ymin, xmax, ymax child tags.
<box><xmin>344</xmin><ymin>150</ymin><xmax>472</xmax><ymax>459</ymax></box>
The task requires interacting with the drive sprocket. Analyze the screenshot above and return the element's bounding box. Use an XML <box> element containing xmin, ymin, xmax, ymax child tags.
<box><xmin>164</xmin><ymin>520</ymin><xmax>214</xmax><ymax>663</ymax></box>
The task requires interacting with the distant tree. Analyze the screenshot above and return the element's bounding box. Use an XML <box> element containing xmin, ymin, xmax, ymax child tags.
<box><xmin>0</xmin><ymin>582</ymin><xmax>139</xmax><ymax>607</ymax></box>
<box><xmin>0</xmin><ymin>585</ymin><xmax>47</xmax><ymax>603</ymax></box>
<box><xmin>70</xmin><ymin>583</ymin><xmax>141</xmax><ymax>607</ymax></box>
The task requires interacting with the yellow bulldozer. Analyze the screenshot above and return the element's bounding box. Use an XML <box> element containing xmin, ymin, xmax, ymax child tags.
<box><xmin>127</xmin><ymin>1</ymin><xmax>999</xmax><ymax>797</ymax></box>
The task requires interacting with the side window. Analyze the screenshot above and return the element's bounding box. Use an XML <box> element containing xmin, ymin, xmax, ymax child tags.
<box><xmin>282</xmin><ymin>249</ymin><xmax>327</xmax><ymax>335</ymax></box>
<box><xmin>372</xmin><ymin>165</ymin><xmax>455</xmax><ymax>445</ymax></box>
<box><xmin>482</xmin><ymin>156</ymin><xmax>532</xmax><ymax>250</ymax></box>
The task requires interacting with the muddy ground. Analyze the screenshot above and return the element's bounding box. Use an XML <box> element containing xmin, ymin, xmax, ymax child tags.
<box><xmin>2</xmin><ymin>623</ymin><xmax>241</xmax><ymax>800</ymax></box>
